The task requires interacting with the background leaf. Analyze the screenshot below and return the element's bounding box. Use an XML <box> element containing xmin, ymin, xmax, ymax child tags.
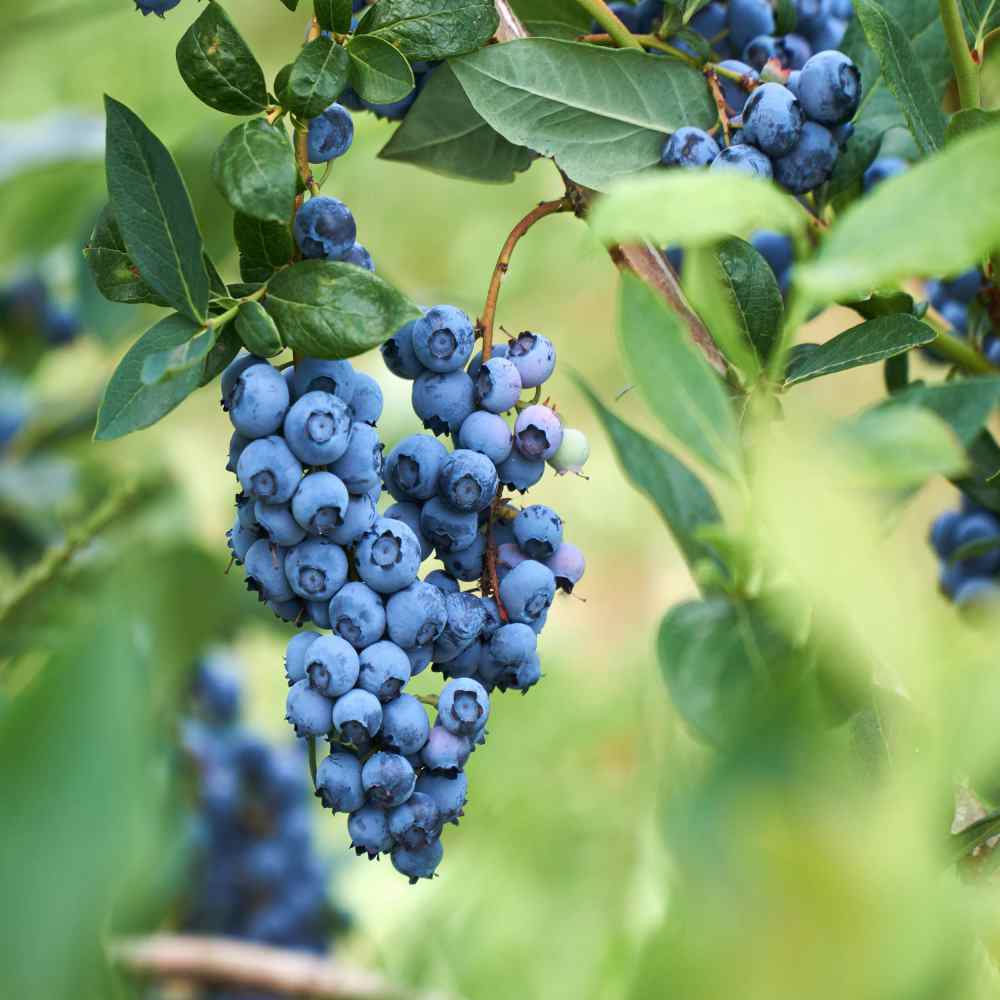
<box><xmin>347</xmin><ymin>35</ymin><xmax>415</xmax><ymax>105</ymax></box>
<box><xmin>141</xmin><ymin>325</ymin><xmax>222</xmax><ymax>386</ymax></box>
<box><xmin>315</xmin><ymin>0</ymin><xmax>353</xmax><ymax>33</ymax></box>
<box><xmin>264</xmin><ymin>260</ymin><xmax>421</xmax><ymax>358</ymax></box>
<box><xmin>450</xmin><ymin>39</ymin><xmax>716</xmax><ymax>190</ymax></box>
<box><xmin>175</xmin><ymin>0</ymin><xmax>269</xmax><ymax>116</ymax></box>
<box><xmin>946</xmin><ymin>107</ymin><xmax>1000</xmax><ymax>142</ymax></box>
<box><xmin>211</xmin><ymin>120</ymin><xmax>297</xmax><ymax>224</ymax></box>
<box><xmin>874</xmin><ymin>376</ymin><xmax>1000</xmax><ymax>445</ymax></box>
<box><xmin>378</xmin><ymin>63</ymin><xmax>535</xmax><ymax>182</ymax></box>
<box><xmin>507</xmin><ymin>0</ymin><xmax>591</xmax><ymax>38</ymax></box>
<box><xmin>83</xmin><ymin>203</ymin><xmax>169</xmax><ymax>307</ymax></box>
<box><xmin>357</xmin><ymin>0</ymin><xmax>499</xmax><ymax>60</ymax></box>
<box><xmin>103</xmin><ymin>96</ymin><xmax>209</xmax><ymax>323</ymax></box>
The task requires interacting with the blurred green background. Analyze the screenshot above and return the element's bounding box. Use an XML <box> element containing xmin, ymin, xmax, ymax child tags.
<box><xmin>2</xmin><ymin>3</ymin><xmax>998</xmax><ymax>1000</ymax></box>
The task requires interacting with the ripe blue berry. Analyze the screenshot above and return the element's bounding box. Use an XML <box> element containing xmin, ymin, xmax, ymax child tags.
<box><xmin>343</xmin><ymin>243</ymin><xmax>375</xmax><ymax>272</ymax></box>
<box><xmin>404</xmin><ymin>643</ymin><xmax>433</xmax><ymax>677</ymax></box>
<box><xmin>751</xmin><ymin>231</ymin><xmax>794</xmax><ymax>291</ymax></box>
<box><xmin>325</xmin><ymin>492</ymin><xmax>377</xmax><ymax>547</ymax></box>
<box><xmin>772</xmin><ymin>120</ymin><xmax>839</xmax><ymax>194</ymax></box>
<box><xmin>228</xmin><ymin>516</ymin><xmax>260</xmax><ymax>564</ymax></box>
<box><xmin>437</xmin><ymin>678</ymin><xmax>490</xmax><ymax>736</ymax></box>
<box><xmin>727</xmin><ymin>0</ymin><xmax>775</xmax><ymax>51</ymax></box>
<box><xmin>333</xmin><ymin>688</ymin><xmax>383</xmax><ymax>749</ymax></box>
<box><xmin>237</xmin><ymin>436</ymin><xmax>303</xmax><ymax>503</ymax></box>
<box><xmin>362</xmin><ymin>751</ymin><xmax>416</xmax><ymax>807</ymax></box>
<box><xmin>291</xmin><ymin>358</ymin><xmax>356</xmax><ymax>405</ymax></box>
<box><xmin>717</xmin><ymin>60</ymin><xmax>759</xmax><ymax>113</ymax></box>
<box><xmin>348</xmin><ymin>804</ymin><xmax>394</xmax><ymax>858</ymax></box>
<box><xmin>545</xmin><ymin>542</ymin><xmax>586</xmax><ymax>593</ymax></box>
<box><xmin>412</xmin><ymin>370</ymin><xmax>476</xmax><ymax>436</ymax></box>
<box><xmin>388</xmin><ymin>791</ymin><xmax>440</xmax><ymax>850</ymax></box>
<box><xmin>291</xmin><ymin>471</ymin><xmax>350</xmax><ymax>537</ymax></box>
<box><xmin>350</xmin><ymin>372</ymin><xmax>384</xmax><ymax>424</ymax></box>
<box><xmin>425</xmin><ymin>569</ymin><xmax>461</xmax><ymax>594</ymax></box>
<box><xmin>775</xmin><ymin>33</ymin><xmax>812</xmax><ymax>70</ymax></box>
<box><xmin>458</xmin><ymin>411</ymin><xmax>513</xmax><ymax>465</ymax></box>
<box><xmin>380</xmin><ymin>694</ymin><xmax>431</xmax><ymax>755</ymax></box>
<box><xmin>255</xmin><ymin>500</ymin><xmax>307</xmax><ymax>547</ymax></box>
<box><xmin>329</xmin><ymin>422</ymin><xmax>383</xmax><ymax>494</ymax></box>
<box><xmin>384</xmin><ymin>433</ymin><xmax>448</xmax><ymax>501</ymax></box>
<box><xmin>391</xmin><ymin>839</ymin><xmax>443</xmax><ymax>883</ymax></box>
<box><xmin>420</xmin><ymin>496</ymin><xmax>479</xmax><ymax>553</ymax></box>
<box><xmin>283</xmin><ymin>391</ymin><xmax>352</xmax><ymax>466</ymax></box>
<box><xmin>227</xmin><ymin>363</ymin><xmax>290</xmax><ymax>439</ymax></box>
<box><xmin>307</xmin><ymin>103</ymin><xmax>354</xmax><ymax>162</ymax></box>
<box><xmin>304</xmin><ymin>634</ymin><xmax>360</xmax><ymax>697</ymax></box>
<box><xmin>499</xmin><ymin>559</ymin><xmax>556</xmax><ymax>626</ymax></box>
<box><xmin>294</xmin><ymin>196</ymin><xmax>357</xmax><ymax>261</ymax></box>
<box><xmin>711</xmin><ymin>144</ymin><xmax>774</xmax><ymax>178</ymax></box>
<box><xmin>285</xmin><ymin>630</ymin><xmax>322</xmax><ymax>685</ymax></box>
<box><xmin>381</xmin><ymin>318</ymin><xmax>426</xmax><ymax>380</ymax></box>
<box><xmin>386</xmin><ymin>582</ymin><xmax>448</xmax><ymax>647</ymax></box>
<box><xmin>385</xmin><ymin>501</ymin><xmax>432</xmax><ymax>559</ymax></box>
<box><xmin>475</xmin><ymin>356</ymin><xmax>522</xmax><ymax>413</ymax></box>
<box><xmin>420</xmin><ymin>724</ymin><xmax>472</xmax><ymax>774</ymax></box>
<box><xmin>285</xmin><ymin>538</ymin><xmax>349</xmax><ymax>602</ymax></box>
<box><xmin>244</xmin><ymin>539</ymin><xmax>294</xmax><ymax>602</ymax></box>
<box><xmin>513</xmin><ymin>505</ymin><xmax>563</xmax><ymax>561</ymax></box>
<box><xmin>411</xmin><ymin>305</ymin><xmax>475</xmax><ymax>373</ymax></box>
<box><xmin>415</xmin><ymin>771</ymin><xmax>467</xmax><ymax>825</ymax></box>
<box><xmin>497</xmin><ymin>449</ymin><xmax>545</xmax><ymax>492</ymax></box>
<box><xmin>358</xmin><ymin>640</ymin><xmax>412</xmax><ymax>702</ymax></box>
<box><xmin>661</xmin><ymin>127</ymin><xmax>721</xmax><ymax>168</ymax></box>
<box><xmin>742</xmin><ymin>83</ymin><xmax>804</xmax><ymax>156</ymax></box>
<box><xmin>316</xmin><ymin>750</ymin><xmax>365</xmax><ymax>812</ymax></box>
<box><xmin>438</xmin><ymin>638</ymin><xmax>483</xmax><ymax>679</ymax></box>
<box><xmin>356</xmin><ymin>517</ymin><xmax>423</xmax><ymax>594</ymax></box>
<box><xmin>743</xmin><ymin>34</ymin><xmax>779</xmax><ymax>70</ymax></box>
<box><xmin>135</xmin><ymin>0</ymin><xmax>181</xmax><ymax>16</ymax></box>
<box><xmin>942</xmin><ymin>269</ymin><xmax>983</xmax><ymax>304</ymax></box>
<box><xmin>514</xmin><ymin>404</ymin><xmax>563</xmax><ymax>461</ymax></box>
<box><xmin>438</xmin><ymin>449</ymin><xmax>498</xmax><ymax>513</ymax></box>
<box><xmin>953</xmin><ymin>513</ymin><xmax>1000</xmax><ymax>576</ymax></box>
<box><xmin>434</xmin><ymin>592</ymin><xmax>487</xmax><ymax>662</ymax></box>
<box><xmin>441</xmin><ymin>533</ymin><xmax>487</xmax><ymax>582</ymax></box>
<box><xmin>488</xmin><ymin>623</ymin><xmax>537</xmax><ymax>673</ymax></box>
<box><xmin>507</xmin><ymin>331</ymin><xmax>556</xmax><ymax>389</ymax></box>
<box><xmin>795</xmin><ymin>0</ymin><xmax>833</xmax><ymax>34</ymax></box>
<box><xmin>329</xmin><ymin>582</ymin><xmax>386</xmax><ymax>649</ymax></box>
<box><xmin>797</xmin><ymin>50</ymin><xmax>861</xmax><ymax>126</ymax></box>
<box><xmin>468</xmin><ymin>341</ymin><xmax>508</xmax><ymax>379</ymax></box>
<box><xmin>286</xmin><ymin>679</ymin><xmax>334</xmax><ymax>737</ymax></box>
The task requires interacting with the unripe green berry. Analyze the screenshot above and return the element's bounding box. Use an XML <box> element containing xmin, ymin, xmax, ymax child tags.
<box><xmin>547</xmin><ymin>427</ymin><xmax>589</xmax><ymax>476</ymax></box>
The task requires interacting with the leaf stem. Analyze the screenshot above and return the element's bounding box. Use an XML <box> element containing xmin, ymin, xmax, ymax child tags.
<box><xmin>924</xmin><ymin>305</ymin><xmax>996</xmax><ymax>373</ymax></box>
<box><xmin>636</xmin><ymin>33</ymin><xmax>700</xmax><ymax>63</ymax></box>
<box><xmin>939</xmin><ymin>0</ymin><xmax>980</xmax><ymax>110</ymax></box>
<box><xmin>572</xmin><ymin>0</ymin><xmax>643</xmax><ymax>49</ymax></box>
<box><xmin>209</xmin><ymin>283</ymin><xmax>269</xmax><ymax>331</ymax></box>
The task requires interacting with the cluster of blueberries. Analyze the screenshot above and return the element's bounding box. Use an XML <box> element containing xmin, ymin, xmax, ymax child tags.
<box><xmin>657</xmin><ymin>1</ymin><xmax>860</xmax><ymax>196</ymax></box>
<box><xmin>180</xmin><ymin>653</ymin><xmax>347</xmax><ymax>960</ymax></box>
<box><xmin>930</xmin><ymin>501</ymin><xmax>1000</xmax><ymax>612</ymax></box>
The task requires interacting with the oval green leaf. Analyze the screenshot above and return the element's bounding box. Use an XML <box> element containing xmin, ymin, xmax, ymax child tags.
<box><xmin>83</xmin><ymin>204</ymin><xmax>169</xmax><ymax>307</ymax></box>
<box><xmin>212</xmin><ymin>120</ymin><xmax>297</xmax><ymax>224</ymax></box>
<box><xmin>357</xmin><ymin>0</ymin><xmax>499</xmax><ymax>60</ymax></box>
<box><xmin>284</xmin><ymin>36</ymin><xmax>351</xmax><ymax>118</ymax></box>
<box><xmin>236</xmin><ymin>300</ymin><xmax>284</xmax><ymax>356</ymax></box>
<box><xmin>233</xmin><ymin>212</ymin><xmax>295</xmax><ymax>283</ymax></box>
<box><xmin>347</xmin><ymin>35</ymin><xmax>415</xmax><ymax>105</ymax></box>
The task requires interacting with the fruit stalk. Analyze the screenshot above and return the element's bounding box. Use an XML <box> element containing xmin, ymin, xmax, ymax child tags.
<box><xmin>939</xmin><ymin>0</ymin><xmax>980</xmax><ymax>111</ymax></box>
<box><xmin>571</xmin><ymin>0</ymin><xmax>644</xmax><ymax>49</ymax></box>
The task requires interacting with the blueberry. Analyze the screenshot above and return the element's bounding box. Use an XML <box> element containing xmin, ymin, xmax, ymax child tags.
<box><xmin>955</xmin><ymin>578</ymin><xmax>1000</xmax><ymax>614</ymax></box>
<box><xmin>381</xmin><ymin>318</ymin><xmax>426</xmax><ymax>380</ymax></box>
<box><xmin>985</xmin><ymin>337</ymin><xmax>1000</xmax><ymax>368</ymax></box>
<box><xmin>391</xmin><ymin>839</ymin><xmax>443</xmax><ymax>883</ymax></box>
<box><xmin>743</xmin><ymin>34</ymin><xmax>778</xmax><ymax>70</ymax></box>
<box><xmin>350</xmin><ymin>371</ymin><xmax>383</xmax><ymax>424</ymax></box>
<box><xmin>285</xmin><ymin>538</ymin><xmax>349</xmax><ymax>603</ymax></box>
<box><xmin>727</xmin><ymin>0</ymin><xmax>775</xmax><ymax>51</ymax></box>
<box><xmin>711</xmin><ymin>144</ymin><xmax>774</xmax><ymax>178</ymax></box>
<box><xmin>468</xmin><ymin>341</ymin><xmax>508</xmax><ymax>379</ymax></box>
<box><xmin>358</xmin><ymin>640</ymin><xmax>412</xmax><ymax>702</ymax></box>
<box><xmin>797</xmin><ymin>50</ymin><xmax>861</xmax><ymax>126</ymax></box>
<box><xmin>953</xmin><ymin>513</ymin><xmax>1000</xmax><ymax>576</ymax></box>
<box><xmin>773</xmin><ymin>120</ymin><xmax>839</xmax><ymax>193</ymax></box>
<box><xmin>425</xmin><ymin>569</ymin><xmax>461</xmax><ymax>594</ymax></box>
<box><xmin>795</xmin><ymin>0</ymin><xmax>833</xmax><ymax>34</ymax></box>
<box><xmin>385</xmin><ymin>433</ymin><xmax>449</xmax><ymax>501</ymax></box>
<box><xmin>513</xmin><ymin>505</ymin><xmax>564</xmax><ymax>560</ymax></box>
<box><xmin>475</xmin><ymin>356</ymin><xmax>523</xmax><ymax>413</ymax></box>
<box><xmin>545</xmin><ymin>542</ymin><xmax>586</xmax><ymax>593</ymax></box>
<box><xmin>458</xmin><ymin>411</ymin><xmax>513</xmax><ymax>465</ymax></box>
<box><xmin>438</xmin><ymin>449</ymin><xmax>498</xmax><ymax>513</ymax></box>
<box><xmin>717</xmin><ymin>60</ymin><xmax>759</xmax><ymax>113</ymax></box>
<box><xmin>786</xmin><ymin>70</ymin><xmax>802</xmax><ymax>97</ymax></box>
<box><xmin>689</xmin><ymin>1</ymin><xmax>727</xmax><ymax>45</ymax></box>
<box><xmin>507</xmin><ymin>331</ymin><xmax>557</xmax><ymax>389</ymax></box>
<box><xmin>497</xmin><ymin>449</ymin><xmax>545</xmax><ymax>492</ymax></box>
<box><xmin>193</xmin><ymin>654</ymin><xmax>242</xmax><ymax>723</ymax></box>
<box><xmin>237</xmin><ymin>435</ymin><xmax>303</xmax><ymax>503</ymax></box>
<box><xmin>386</xmin><ymin>581</ymin><xmax>448</xmax><ymax>647</ymax></box>
<box><xmin>942</xmin><ymin>269</ymin><xmax>983</xmax><ymax>304</ymax></box>
<box><xmin>388</xmin><ymin>791</ymin><xmax>440</xmax><ymax>850</ymax></box>
<box><xmin>751</xmin><ymin>231</ymin><xmax>794</xmax><ymax>288</ymax></box>
<box><xmin>412</xmin><ymin>305</ymin><xmax>475</xmax><ymax>373</ymax></box>
<box><xmin>742</xmin><ymin>83</ymin><xmax>804</xmax><ymax>156</ymax></box>
<box><xmin>283</xmin><ymin>391</ymin><xmax>352</xmax><ymax>466</ymax></box>
<box><xmin>441</xmin><ymin>532</ymin><xmax>487</xmax><ymax>582</ymax></box>
<box><xmin>291</xmin><ymin>471</ymin><xmax>350</xmax><ymax>537</ymax></box>
<box><xmin>415</xmin><ymin>770</ymin><xmax>467</xmax><ymax>825</ymax></box>
<box><xmin>420</xmin><ymin>496</ymin><xmax>479</xmax><ymax>553</ymax></box>
<box><xmin>244</xmin><ymin>539</ymin><xmax>294</xmax><ymax>602</ymax></box>
<box><xmin>227</xmin><ymin>363</ymin><xmax>289</xmax><ymax>439</ymax></box>
<box><xmin>316</xmin><ymin>750</ymin><xmax>365</xmax><ymax>812</ymax></box>
<box><xmin>356</xmin><ymin>517</ymin><xmax>423</xmax><ymax>594</ymax></box>
<box><xmin>327</xmin><ymin>422</ymin><xmax>383</xmax><ymax>494</ymax></box>
<box><xmin>487</xmin><ymin>623</ymin><xmax>537</xmax><ymax>676</ymax></box>
<box><xmin>434</xmin><ymin>592</ymin><xmax>487</xmax><ymax>663</ymax></box>
<box><xmin>333</xmin><ymin>688</ymin><xmax>383</xmax><ymax>749</ymax></box>
<box><xmin>939</xmin><ymin>300</ymin><xmax>969</xmax><ymax>335</ymax></box>
<box><xmin>507</xmin><ymin>651</ymin><xmax>542</xmax><ymax>692</ymax></box>
<box><xmin>291</xmin><ymin>358</ymin><xmax>356</xmax><ymax>405</ymax></box>
<box><xmin>661</xmin><ymin>127</ymin><xmax>721</xmax><ymax>168</ymax></box>
<box><xmin>286</xmin><ymin>679</ymin><xmax>334</xmax><ymax>737</ymax></box>
<box><xmin>348</xmin><ymin>804</ymin><xmax>395</xmax><ymax>858</ymax></box>
<box><xmin>268</xmin><ymin>597</ymin><xmax>305</xmax><ymax>623</ymax></box>
<box><xmin>547</xmin><ymin>427</ymin><xmax>590</xmax><ymax>476</ymax></box>
<box><xmin>514</xmin><ymin>404</ymin><xmax>563</xmax><ymax>461</ymax></box>
<box><xmin>412</xmin><ymin>370</ymin><xmax>476</xmax><ymax>436</ymax></box>
<box><xmin>293</xmin><ymin>196</ymin><xmax>358</xmax><ymax>260</ymax></box>
<box><xmin>325</xmin><ymin>492</ymin><xmax>378</xmax><ymax>546</ymax></box>
<box><xmin>385</xmin><ymin>501</ymin><xmax>433</xmax><ymax>559</ymax></box>
<box><xmin>421</xmin><ymin>723</ymin><xmax>472</xmax><ymax>774</ymax></box>
<box><xmin>774</xmin><ymin>33</ymin><xmax>812</xmax><ymax>70</ymax></box>
<box><xmin>307</xmin><ymin>103</ymin><xmax>354</xmax><ymax>162</ymax></box>
<box><xmin>404</xmin><ymin>643</ymin><xmax>434</xmax><ymax>677</ymax></box>
<box><xmin>362</xmin><ymin>751</ymin><xmax>416</xmax><ymax>807</ymax></box>
<box><xmin>227</xmin><ymin>515</ymin><xmax>261</xmax><ymax>564</ymax></box>
<box><xmin>601</xmin><ymin>1</ymin><xmax>640</xmax><ymax>31</ymax></box>
<box><xmin>135</xmin><ymin>0</ymin><xmax>181</xmax><ymax>16</ymax></box>
<box><xmin>285</xmin><ymin>630</ymin><xmax>322</xmax><ymax>685</ymax></box>
<box><xmin>831</xmin><ymin>0</ymin><xmax>853</xmax><ymax>15</ymax></box>
<box><xmin>329</xmin><ymin>582</ymin><xmax>386</xmax><ymax>649</ymax></box>
<box><xmin>496</xmin><ymin>542</ymin><xmax>527</xmax><ymax>579</ymax></box>
<box><xmin>479</xmin><ymin>596</ymin><xmax>503</xmax><ymax>640</ymax></box>
<box><xmin>380</xmin><ymin>694</ymin><xmax>431</xmax><ymax>755</ymax></box>
<box><xmin>307</xmin><ymin>598</ymin><xmax>331</xmax><ymax>626</ymax></box>
<box><xmin>255</xmin><ymin>500</ymin><xmax>307</xmax><ymax>547</ymax></box>
<box><xmin>437</xmin><ymin>637</ymin><xmax>483</xmax><ymax>679</ymax></box>
<box><xmin>499</xmin><ymin>559</ymin><xmax>556</xmax><ymax>625</ymax></box>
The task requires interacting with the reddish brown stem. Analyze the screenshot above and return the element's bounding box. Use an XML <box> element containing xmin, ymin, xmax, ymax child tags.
<box><xmin>704</xmin><ymin>69</ymin><xmax>731</xmax><ymax>145</ymax></box>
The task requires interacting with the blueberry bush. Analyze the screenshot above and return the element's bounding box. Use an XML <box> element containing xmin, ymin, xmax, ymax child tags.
<box><xmin>8</xmin><ymin>0</ymin><xmax>1000</xmax><ymax>994</ymax></box>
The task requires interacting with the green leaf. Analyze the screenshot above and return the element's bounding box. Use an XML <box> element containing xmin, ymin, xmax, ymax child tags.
<box><xmin>378</xmin><ymin>63</ymin><xmax>535</xmax><ymax>182</ymax></box>
<box><xmin>959</xmin><ymin>0</ymin><xmax>1000</xmax><ymax>46</ymax></box>
<box><xmin>236</xmin><ymin>300</ymin><xmax>284</xmax><ymax>357</ymax></box>
<box><xmin>619</xmin><ymin>273</ymin><xmax>739</xmax><ymax>477</ymax></box>
<box><xmin>715</xmin><ymin>237</ymin><xmax>785</xmax><ymax>368</ymax></box>
<box><xmin>589</xmin><ymin>170</ymin><xmax>806</xmax><ymax>247</ymax></box>
<box><xmin>357</xmin><ymin>0</ymin><xmax>499</xmax><ymax>59</ymax></box>
<box><xmin>796</xmin><ymin>126</ymin><xmax>1000</xmax><ymax>304</ymax></box>
<box><xmin>211</xmin><ymin>120</ymin><xmax>297</xmax><ymax>224</ymax></box>
<box><xmin>875</xmin><ymin>376</ymin><xmax>1000</xmax><ymax>446</ymax></box>
<box><xmin>103</xmin><ymin>96</ymin><xmax>209</xmax><ymax>324</ymax></box>
<box><xmin>315</xmin><ymin>0</ymin><xmax>353</xmax><ymax>33</ymax></box>
<box><xmin>201</xmin><ymin>326</ymin><xmax>242</xmax><ymax>385</ymax></box>
<box><xmin>265</xmin><ymin>260</ymin><xmax>421</xmax><ymax>358</ymax></box>
<box><xmin>827</xmin><ymin>121</ymin><xmax>885</xmax><ymax>198</ymax></box>
<box><xmin>346</xmin><ymin>35</ymin><xmax>415</xmax><ymax>105</ymax></box>
<box><xmin>955</xmin><ymin>431</ymin><xmax>1000</xmax><ymax>512</ymax></box>
<box><xmin>854</xmin><ymin>0</ymin><xmax>947</xmax><ymax>154</ymax></box>
<box><xmin>141</xmin><ymin>325</ymin><xmax>222</xmax><ymax>385</ymax></box>
<box><xmin>507</xmin><ymin>0</ymin><xmax>591</xmax><ymax>38</ymax></box>
<box><xmin>658</xmin><ymin>598</ymin><xmax>799</xmax><ymax>748</ymax></box>
<box><xmin>280</xmin><ymin>0</ymin><xmax>301</xmax><ymax>8</ymax></box>
<box><xmin>946</xmin><ymin>108</ymin><xmax>1000</xmax><ymax>142</ymax></box>
<box><xmin>83</xmin><ymin>203</ymin><xmax>169</xmax><ymax>307</ymax></box>
<box><xmin>283</xmin><ymin>36</ymin><xmax>351</xmax><ymax>118</ymax></box>
<box><xmin>95</xmin><ymin>314</ymin><xmax>205</xmax><ymax>440</ymax></box>
<box><xmin>579</xmin><ymin>380</ymin><xmax>722</xmax><ymax>571</ymax></box>
<box><xmin>233</xmin><ymin>212</ymin><xmax>295</xmax><ymax>283</ymax></box>
<box><xmin>450</xmin><ymin>39</ymin><xmax>716</xmax><ymax>190</ymax></box>
<box><xmin>783</xmin><ymin>315</ymin><xmax>935</xmax><ymax>387</ymax></box>
<box><xmin>175</xmin><ymin>1</ymin><xmax>269</xmax><ymax>116</ymax></box>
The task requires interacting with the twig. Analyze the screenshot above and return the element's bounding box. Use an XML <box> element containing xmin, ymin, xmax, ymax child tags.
<box><xmin>112</xmin><ymin>934</ymin><xmax>458</xmax><ymax>1000</ymax></box>
<box><xmin>294</xmin><ymin>17</ymin><xmax>323</xmax><ymax>197</ymax></box>
<box><xmin>571</xmin><ymin>0</ymin><xmax>643</xmax><ymax>49</ymax></box>
<box><xmin>939</xmin><ymin>0</ymin><xmax>980</xmax><ymax>111</ymax></box>
<box><xmin>704</xmin><ymin>69</ymin><xmax>731</xmax><ymax>145</ymax></box>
